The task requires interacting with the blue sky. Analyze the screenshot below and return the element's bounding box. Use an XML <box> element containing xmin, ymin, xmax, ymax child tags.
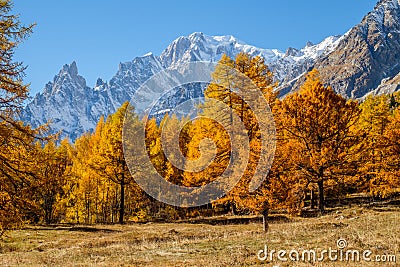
<box><xmin>14</xmin><ymin>1</ymin><xmax>377</xmax><ymax>96</ymax></box>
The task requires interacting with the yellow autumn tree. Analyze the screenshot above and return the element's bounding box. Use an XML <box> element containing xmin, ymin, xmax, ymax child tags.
<box><xmin>68</xmin><ymin>127</ymin><xmax>112</xmax><ymax>224</ymax></box>
<box><xmin>357</xmin><ymin>94</ymin><xmax>392</xmax><ymax>197</ymax></box>
<box><xmin>33</xmin><ymin>139</ymin><xmax>73</xmax><ymax>224</ymax></box>
<box><xmin>0</xmin><ymin>123</ymin><xmax>39</xmax><ymax>234</ymax></box>
<box><xmin>276</xmin><ymin>69</ymin><xmax>364</xmax><ymax>212</ymax></box>
<box><xmin>68</xmin><ymin>133</ymin><xmax>93</xmax><ymax>223</ymax></box>
<box><xmin>380</xmin><ymin>107</ymin><xmax>400</xmax><ymax>194</ymax></box>
<box><xmin>358</xmin><ymin>93</ymin><xmax>400</xmax><ymax>197</ymax></box>
<box><xmin>182</xmin><ymin>53</ymin><xmax>279</xmax><ymax>230</ymax></box>
<box><xmin>90</xmin><ymin>102</ymin><xmax>146</xmax><ymax>224</ymax></box>
<box><xmin>150</xmin><ymin>114</ymin><xmax>190</xmax><ymax>186</ymax></box>
<box><xmin>0</xmin><ymin>0</ymin><xmax>43</xmax><ymax>234</ymax></box>
<box><xmin>228</xmin><ymin>53</ymin><xmax>278</xmax><ymax>216</ymax></box>
<box><xmin>87</xmin><ymin>116</ymin><xmax>118</xmax><ymax>223</ymax></box>
<box><xmin>182</xmin><ymin>116</ymin><xmax>231</xmax><ymax>188</ymax></box>
<box><xmin>182</xmin><ymin>54</ymin><xmax>236</xmax><ymax>212</ymax></box>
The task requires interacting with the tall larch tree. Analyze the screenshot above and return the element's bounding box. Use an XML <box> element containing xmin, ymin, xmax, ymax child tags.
<box><xmin>276</xmin><ymin>69</ymin><xmax>363</xmax><ymax>212</ymax></box>
<box><xmin>33</xmin><ymin>139</ymin><xmax>73</xmax><ymax>224</ymax></box>
<box><xmin>185</xmin><ymin>53</ymin><xmax>278</xmax><ymax>228</ymax></box>
<box><xmin>0</xmin><ymin>0</ymin><xmax>40</xmax><ymax>233</ymax></box>
<box><xmin>228</xmin><ymin>52</ymin><xmax>278</xmax><ymax>228</ymax></box>
<box><xmin>358</xmin><ymin>93</ymin><xmax>400</xmax><ymax>197</ymax></box>
<box><xmin>358</xmin><ymin>94</ymin><xmax>396</xmax><ymax>197</ymax></box>
<box><xmin>86</xmin><ymin>115</ymin><xmax>117</xmax><ymax>223</ymax></box>
<box><xmin>69</xmin><ymin>131</ymin><xmax>106</xmax><ymax>224</ymax></box>
<box><xmin>380</xmin><ymin>107</ymin><xmax>400</xmax><ymax>194</ymax></box>
<box><xmin>93</xmin><ymin>102</ymin><xmax>145</xmax><ymax>224</ymax></box>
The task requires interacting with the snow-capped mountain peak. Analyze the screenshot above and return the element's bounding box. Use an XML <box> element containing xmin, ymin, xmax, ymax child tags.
<box><xmin>22</xmin><ymin>32</ymin><xmax>344</xmax><ymax>140</ymax></box>
<box><xmin>43</xmin><ymin>61</ymin><xmax>87</xmax><ymax>97</ymax></box>
<box><xmin>160</xmin><ymin>32</ymin><xmax>287</xmax><ymax>68</ymax></box>
<box><xmin>298</xmin><ymin>35</ymin><xmax>343</xmax><ymax>60</ymax></box>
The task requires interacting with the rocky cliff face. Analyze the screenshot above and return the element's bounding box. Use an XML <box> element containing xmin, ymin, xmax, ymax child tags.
<box><xmin>367</xmin><ymin>72</ymin><xmax>400</xmax><ymax>96</ymax></box>
<box><xmin>287</xmin><ymin>0</ymin><xmax>400</xmax><ymax>98</ymax></box>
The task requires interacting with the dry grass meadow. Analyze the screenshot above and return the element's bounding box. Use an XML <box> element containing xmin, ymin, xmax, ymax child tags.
<box><xmin>1</xmin><ymin>206</ymin><xmax>399</xmax><ymax>266</ymax></box>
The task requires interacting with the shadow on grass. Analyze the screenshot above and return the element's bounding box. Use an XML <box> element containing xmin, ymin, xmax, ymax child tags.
<box><xmin>178</xmin><ymin>214</ymin><xmax>292</xmax><ymax>225</ymax></box>
<box><xmin>22</xmin><ymin>225</ymin><xmax>121</xmax><ymax>233</ymax></box>
<box><xmin>68</xmin><ymin>226</ymin><xmax>121</xmax><ymax>233</ymax></box>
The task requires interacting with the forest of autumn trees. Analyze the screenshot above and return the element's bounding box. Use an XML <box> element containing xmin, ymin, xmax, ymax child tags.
<box><xmin>1</xmin><ymin>0</ymin><xmax>400</xmax><ymax>234</ymax></box>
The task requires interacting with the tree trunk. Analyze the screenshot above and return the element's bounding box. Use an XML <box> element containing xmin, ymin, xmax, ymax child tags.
<box><xmin>75</xmin><ymin>209</ymin><xmax>79</xmax><ymax>224</ymax></box>
<box><xmin>119</xmin><ymin>173</ymin><xmax>125</xmax><ymax>224</ymax></box>
<box><xmin>230</xmin><ymin>201</ymin><xmax>236</xmax><ymax>215</ymax></box>
<box><xmin>44</xmin><ymin>195</ymin><xmax>55</xmax><ymax>224</ymax></box>
<box><xmin>310</xmin><ymin>189</ymin><xmax>315</xmax><ymax>209</ymax></box>
<box><xmin>317</xmin><ymin>180</ymin><xmax>325</xmax><ymax>212</ymax></box>
<box><xmin>262</xmin><ymin>208</ymin><xmax>269</xmax><ymax>232</ymax></box>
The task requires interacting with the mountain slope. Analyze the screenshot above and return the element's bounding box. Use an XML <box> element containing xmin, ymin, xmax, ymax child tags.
<box><xmin>286</xmin><ymin>0</ymin><xmax>400</xmax><ymax>98</ymax></box>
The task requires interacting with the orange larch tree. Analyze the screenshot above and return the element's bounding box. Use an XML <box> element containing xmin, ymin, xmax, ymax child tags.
<box><xmin>275</xmin><ymin>69</ymin><xmax>364</xmax><ymax>212</ymax></box>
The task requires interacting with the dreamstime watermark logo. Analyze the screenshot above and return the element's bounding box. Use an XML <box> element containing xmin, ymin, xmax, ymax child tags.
<box><xmin>257</xmin><ymin>238</ymin><xmax>397</xmax><ymax>265</ymax></box>
<box><xmin>122</xmin><ymin>61</ymin><xmax>276</xmax><ymax>207</ymax></box>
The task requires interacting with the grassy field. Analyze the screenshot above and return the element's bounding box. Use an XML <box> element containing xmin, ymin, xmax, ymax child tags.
<box><xmin>0</xmin><ymin>206</ymin><xmax>399</xmax><ymax>267</ymax></box>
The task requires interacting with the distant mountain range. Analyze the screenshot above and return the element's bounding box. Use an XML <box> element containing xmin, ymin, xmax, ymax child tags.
<box><xmin>21</xmin><ymin>0</ymin><xmax>400</xmax><ymax>141</ymax></box>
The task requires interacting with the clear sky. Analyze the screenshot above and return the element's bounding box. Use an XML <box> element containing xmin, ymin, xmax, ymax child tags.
<box><xmin>13</xmin><ymin>0</ymin><xmax>377</xmax><ymax>96</ymax></box>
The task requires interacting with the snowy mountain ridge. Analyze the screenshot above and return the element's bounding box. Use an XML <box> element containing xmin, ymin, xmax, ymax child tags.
<box><xmin>159</xmin><ymin>32</ymin><xmax>342</xmax><ymax>82</ymax></box>
<box><xmin>21</xmin><ymin>32</ymin><xmax>341</xmax><ymax>140</ymax></box>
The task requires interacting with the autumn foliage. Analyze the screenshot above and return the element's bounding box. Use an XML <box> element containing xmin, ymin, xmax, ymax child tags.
<box><xmin>1</xmin><ymin>2</ymin><xmax>400</xmax><ymax>231</ymax></box>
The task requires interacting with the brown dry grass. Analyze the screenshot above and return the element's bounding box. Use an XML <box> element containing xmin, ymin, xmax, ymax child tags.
<box><xmin>1</xmin><ymin>206</ymin><xmax>399</xmax><ymax>267</ymax></box>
